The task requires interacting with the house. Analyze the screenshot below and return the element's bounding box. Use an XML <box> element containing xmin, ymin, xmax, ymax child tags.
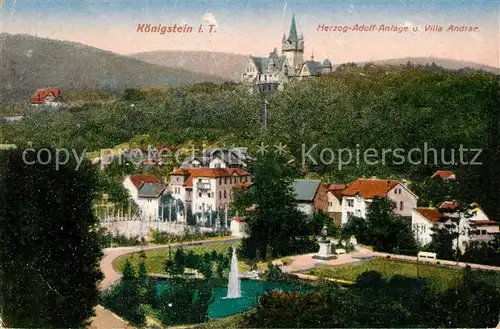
<box><xmin>411</xmin><ymin>207</ymin><xmax>447</xmax><ymax>246</ymax></box>
<box><xmin>292</xmin><ymin>179</ymin><xmax>328</xmax><ymax>216</ymax></box>
<box><xmin>340</xmin><ymin>178</ymin><xmax>418</xmax><ymax>226</ymax></box>
<box><xmin>169</xmin><ymin>167</ymin><xmax>252</xmax><ymax>222</ymax></box>
<box><xmin>325</xmin><ymin>184</ymin><xmax>347</xmax><ymax>226</ymax></box>
<box><xmin>411</xmin><ymin>201</ymin><xmax>500</xmax><ymax>252</ymax></box>
<box><xmin>431</xmin><ymin>170</ymin><xmax>456</xmax><ymax>181</ymax></box>
<box><xmin>180</xmin><ymin>147</ymin><xmax>250</xmax><ymax>169</ymax></box>
<box><xmin>30</xmin><ymin>88</ymin><xmax>64</xmax><ymax>107</ymax></box>
<box><xmin>123</xmin><ymin>174</ymin><xmax>168</xmax><ymax>220</ymax></box>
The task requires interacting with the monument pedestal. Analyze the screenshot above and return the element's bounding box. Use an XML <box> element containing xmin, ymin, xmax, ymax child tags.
<box><xmin>312</xmin><ymin>240</ymin><xmax>337</xmax><ymax>261</ymax></box>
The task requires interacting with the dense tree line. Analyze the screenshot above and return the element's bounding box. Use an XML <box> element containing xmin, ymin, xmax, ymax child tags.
<box><xmin>242</xmin><ymin>267</ymin><xmax>500</xmax><ymax>328</ymax></box>
<box><xmin>0</xmin><ymin>65</ymin><xmax>498</xmax><ymax>216</ymax></box>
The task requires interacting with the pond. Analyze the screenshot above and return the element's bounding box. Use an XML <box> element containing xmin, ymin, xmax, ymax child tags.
<box><xmin>156</xmin><ymin>278</ymin><xmax>312</xmax><ymax>319</ymax></box>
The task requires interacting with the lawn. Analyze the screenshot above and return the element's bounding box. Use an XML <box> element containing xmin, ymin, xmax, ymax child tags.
<box><xmin>112</xmin><ymin>241</ymin><xmax>301</xmax><ymax>274</ymax></box>
<box><xmin>307</xmin><ymin>257</ymin><xmax>500</xmax><ymax>291</ymax></box>
<box><xmin>113</xmin><ymin>241</ymin><xmax>240</xmax><ymax>273</ymax></box>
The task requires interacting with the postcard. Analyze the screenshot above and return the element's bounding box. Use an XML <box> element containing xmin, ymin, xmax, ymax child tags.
<box><xmin>0</xmin><ymin>0</ymin><xmax>499</xmax><ymax>328</ymax></box>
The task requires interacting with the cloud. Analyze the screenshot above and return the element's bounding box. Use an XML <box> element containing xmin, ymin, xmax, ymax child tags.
<box><xmin>202</xmin><ymin>12</ymin><xmax>218</xmax><ymax>27</ymax></box>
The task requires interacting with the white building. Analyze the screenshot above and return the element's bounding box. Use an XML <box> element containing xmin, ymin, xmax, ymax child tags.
<box><xmin>325</xmin><ymin>184</ymin><xmax>346</xmax><ymax>226</ymax></box>
<box><xmin>169</xmin><ymin>168</ymin><xmax>252</xmax><ymax>222</ymax></box>
<box><xmin>123</xmin><ymin>174</ymin><xmax>168</xmax><ymax>220</ymax></box>
<box><xmin>340</xmin><ymin>178</ymin><xmax>418</xmax><ymax>226</ymax></box>
<box><xmin>411</xmin><ymin>201</ymin><xmax>500</xmax><ymax>252</ymax></box>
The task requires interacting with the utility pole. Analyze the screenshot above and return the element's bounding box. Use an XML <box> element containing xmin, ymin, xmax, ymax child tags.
<box><xmin>263</xmin><ymin>99</ymin><xmax>268</xmax><ymax>130</ymax></box>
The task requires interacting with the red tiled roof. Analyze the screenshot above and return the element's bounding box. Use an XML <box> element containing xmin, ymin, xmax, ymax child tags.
<box><xmin>342</xmin><ymin>179</ymin><xmax>399</xmax><ymax>199</ymax></box>
<box><xmin>233</xmin><ymin>182</ymin><xmax>254</xmax><ymax>189</ymax></box>
<box><xmin>129</xmin><ymin>174</ymin><xmax>162</xmax><ymax>189</ymax></box>
<box><xmin>30</xmin><ymin>88</ymin><xmax>62</xmax><ymax>104</ymax></box>
<box><xmin>326</xmin><ymin>184</ymin><xmax>347</xmax><ymax>191</ymax></box>
<box><xmin>431</xmin><ymin>170</ymin><xmax>455</xmax><ymax>180</ymax></box>
<box><xmin>415</xmin><ymin>208</ymin><xmax>447</xmax><ymax>223</ymax></box>
<box><xmin>171</xmin><ymin>168</ymin><xmax>192</xmax><ymax>176</ymax></box>
<box><xmin>183</xmin><ymin>176</ymin><xmax>193</xmax><ymax>188</ymax></box>
<box><xmin>439</xmin><ymin>201</ymin><xmax>460</xmax><ymax>211</ymax></box>
<box><xmin>470</xmin><ymin>220</ymin><xmax>499</xmax><ymax>226</ymax></box>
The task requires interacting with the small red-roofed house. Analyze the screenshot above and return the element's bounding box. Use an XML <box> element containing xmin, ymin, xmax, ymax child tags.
<box><xmin>30</xmin><ymin>88</ymin><xmax>64</xmax><ymax>107</ymax></box>
<box><xmin>340</xmin><ymin>178</ymin><xmax>418</xmax><ymax>226</ymax></box>
<box><xmin>431</xmin><ymin>170</ymin><xmax>456</xmax><ymax>181</ymax></box>
<box><xmin>411</xmin><ymin>207</ymin><xmax>449</xmax><ymax>245</ymax></box>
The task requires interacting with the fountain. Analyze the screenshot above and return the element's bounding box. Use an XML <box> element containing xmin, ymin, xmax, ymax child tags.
<box><xmin>225</xmin><ymin>245</ymin><xmax>242</xmax><ymax>299</ymax></box>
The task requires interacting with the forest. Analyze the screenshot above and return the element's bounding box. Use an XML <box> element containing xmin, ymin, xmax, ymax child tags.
<box><xmin>0</xmin><ymin>63</ymin><xmax>498</xmax><ymax>217</ymax></box>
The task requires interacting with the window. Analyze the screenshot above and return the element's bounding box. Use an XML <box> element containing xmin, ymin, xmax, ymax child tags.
<box><xmin>355</xmin><ymin>209</ymin><xmax>361</xmax><ymax>216</ymax></box>
<box><xmin>347</xmin><ymin>211</ymin><xmax>354</xmax><ymax>217</ymax></box>
<box><xmin>224</xmin><ymin>177</ymin><xmax>227</xmax><ymax>184</ymax></box>
<box><xmin>328</xmin><ymin>202</ymin><xmax>332</xmax><ymax>207</ymax></box>
<box><xmin>347</xmin><ymin>199</ymin><xmax>354</xmax><ymax>207</ymax></box>
<box><xmin>198</xmin><ymin>192</ymin><xmax>202</xmax><ymax>197</ymax></box>
<box><xmin>219</xmin><ymin>191</ymin><xmax>222</xmax><ymax>199</ymax></box>
<box><xmin>399</xmin><ymin>201</ymin><xmax>403</xmax><ymax>210</ymax></box>
<box><xmin>219</xmin><ymin>178</ymin><xmax>222</xmax><ymax>185</ymax></box>
<box><xmin>224</xmin><ymin>190</ymin><xmax>227</xmax><ymax>198</ymax></box>
<box><xmin>208</xmin><ymin>193</ymin><xmax>211</xmax><ymax>198</ymax></box>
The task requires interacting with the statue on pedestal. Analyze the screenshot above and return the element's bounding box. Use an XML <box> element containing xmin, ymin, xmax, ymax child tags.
<box><xmin>313</xmin><ymin>224</ymin><xmax>336</xmax><ymax>260</ymax></box>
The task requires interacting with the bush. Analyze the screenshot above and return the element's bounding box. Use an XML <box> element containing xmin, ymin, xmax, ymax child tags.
<box><xmin>98</xmin><ymin>228</ymin><xmax>143</xmax><ymax>247</ymax></box>
<box><xmin>149</xmin><ymin>228</ymin><xmax>231</xmax><ymax>245</ymax></box>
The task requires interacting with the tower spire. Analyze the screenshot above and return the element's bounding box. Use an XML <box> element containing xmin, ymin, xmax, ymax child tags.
<box><xmin>288</xmin><ymin>14</ymin><xmax>298</xmax><ymax>41</ymax></box>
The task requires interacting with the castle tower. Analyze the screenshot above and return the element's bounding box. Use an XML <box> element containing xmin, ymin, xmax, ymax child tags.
<box><xmin>281</xmin><ymin>14</ymin><xmax>304</xmax><ymax>74</ymax></box>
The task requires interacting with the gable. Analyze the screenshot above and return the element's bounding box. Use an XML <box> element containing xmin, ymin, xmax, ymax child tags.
<box><xmin>388</xmin><ymin>183</ymin><xmax>418</xmax><ymax>199</ymax></box>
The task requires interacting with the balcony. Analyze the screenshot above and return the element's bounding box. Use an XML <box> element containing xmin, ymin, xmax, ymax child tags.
<box><xmin>197</xmin><ymin>182</ymin><xmax>211</xmax><ymax>190</ymax></box>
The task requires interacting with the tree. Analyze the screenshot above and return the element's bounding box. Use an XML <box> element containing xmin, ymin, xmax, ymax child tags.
<box><xmin>341</xmin><ymin>216</ymin><xmax>370</xmax><ymax>243</ymax></box>
<box><xmin>0</xmin><ymin>148</ymin><xmax>103</xmax><ymax>328</ymax></box>
<box><xmin>173</xmin><ymin>248</ymin><xmax>186</xmax><ymax>275</ymax></box>
<box><xmin>439</xmin><ymin>267</ymin><xmax>500</xmax><ymax>327</ymax></box>
<box><xmin>310</xmin><ymin>211</ymin><xmax>337</xmax><ymax>236</ymax></box>
<box><xmin>233</xmin><ymin>152</ymin><xmax>309</xmax><ymax>260</ymax></box>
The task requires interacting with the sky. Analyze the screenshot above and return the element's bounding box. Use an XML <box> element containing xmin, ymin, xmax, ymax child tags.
<box><xmin>1</xmin><ymin>0</ymin><xmax>499</xmax><ymax>67</ymax></box>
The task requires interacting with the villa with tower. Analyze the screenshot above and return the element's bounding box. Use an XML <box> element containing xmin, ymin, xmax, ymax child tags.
<box><xmin>241</xmin><ymin>15</ymin><xmax>333</xmax><ymax>93</ymax></box>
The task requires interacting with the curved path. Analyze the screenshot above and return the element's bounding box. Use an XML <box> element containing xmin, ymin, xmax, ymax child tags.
<box><xmin>91</xmin><ymin>237</ymin><xmax>241</xmax><ymax>328</ymax></box>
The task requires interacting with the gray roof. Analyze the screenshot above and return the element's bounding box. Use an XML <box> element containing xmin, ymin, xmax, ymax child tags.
<box><xmin>251</xmin><ymin>54</ymin><xmax>287</xmax><ymax>74</ymax></box>
<box><xmin>303</xmin><ymin>61</ymin><xmax>324</xmax><ymax>75</ymax></box>
<box><xmin>292</xmin><ymin>179</ymin><xmax>321</xmax><ymax>202</ymax></box>
<box><xmin>138</xmin><ymin>183</ymin><xmax>166</xmax><ymax>198</ymax></box>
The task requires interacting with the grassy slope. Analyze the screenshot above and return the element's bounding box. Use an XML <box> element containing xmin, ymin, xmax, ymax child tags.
<box><xmin>308</xmin><ymin>257</ymin><xmax>500</xmax><ymax>290</ymax></box>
